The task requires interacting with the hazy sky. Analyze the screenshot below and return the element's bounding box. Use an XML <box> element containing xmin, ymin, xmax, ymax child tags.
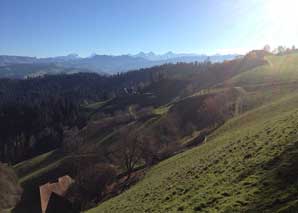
<box><xmin>1</xmin><ymin>0</ymin><xmax>297</xmax><ymax>57</ymax></box>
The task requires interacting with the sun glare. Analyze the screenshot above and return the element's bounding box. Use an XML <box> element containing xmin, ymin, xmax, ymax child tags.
<box><xmin>265</xmin><ymin>0</ymin><xmax>298</xmax><ymax>27</ymax></box>
<box><xmin>263</xmin><ymin>0</ymin><xmax>298</xmax><ymax>46</ymax></box>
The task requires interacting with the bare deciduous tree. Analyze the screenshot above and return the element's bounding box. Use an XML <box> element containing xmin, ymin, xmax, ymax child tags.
<box><xmin>116</xmin><ymin>127</ymin><xmax>143</xmax><ymax>176</ymax></box>
<box><xmin>66</xmin><ymin>163</ymin><xmax>116</xmax><ymax>210</ymax></box>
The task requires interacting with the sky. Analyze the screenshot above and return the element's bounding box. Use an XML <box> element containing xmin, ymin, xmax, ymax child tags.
<box><xmin>0</xmin><ymin>0</ymin><xmax>297</xmax><ymax>57</ymax></box>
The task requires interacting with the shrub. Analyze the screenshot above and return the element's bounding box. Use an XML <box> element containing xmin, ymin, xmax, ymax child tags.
<box><xmin>66</xmin><ymin>163</ymin><xmax>116</xmax><ymax>210</ymax></box>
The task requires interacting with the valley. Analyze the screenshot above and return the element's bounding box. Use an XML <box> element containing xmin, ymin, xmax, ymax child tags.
<box><xmin>2</xmin><ymin>1</ymin><xmax>298</xmax><ymax>212</ymax></box>
<box><xmin>3</xmin><ymin>50</ymin><xmax>298</xmax><ymax>212</ymax></box>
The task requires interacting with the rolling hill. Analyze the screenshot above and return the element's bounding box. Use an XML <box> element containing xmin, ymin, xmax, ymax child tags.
<box><xmin>0</xmin><ymin>63</ymin><xmax>94</xmax><ymax>79</ymax></box>
<box><xmin>12</xmin><ymin>52</ymin><xmax>298</xmax><ymax>212</ymax></box>
<box><xmin>88</xmin><ymin>89</ymin><xmax>298</xmax><ymax>212</ymax></box>
<box><xmin>86</xmin><ymin>53</ymin><xmax>298</xmax><ymax>212</ymax></box>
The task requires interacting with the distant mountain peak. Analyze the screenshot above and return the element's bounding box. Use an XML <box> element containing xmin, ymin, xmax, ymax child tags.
<box><xmin>164</xmin><ymin>51</ymin><xmax>174</xmax><ymax>55</ymax></box>
<box><xmin>134</xmin><ymin>51</ymin><xmax>156</xmax><ymax>58</ymax></box>
<box><xmin>147</xmin><ymin>51</ymin><xmax>155</xmax><ymax>55</ymax></box>
<box><xmin>66</xmin><ymin>53</ymin><xmax>79</xmax><ymax>58</ymax></box>
<box><xmin>0</xmin><ymin>52</ymin><xmax>240</xmax><ymax>77</ymax></box>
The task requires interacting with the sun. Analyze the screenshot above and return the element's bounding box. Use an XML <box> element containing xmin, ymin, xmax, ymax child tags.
<box><xmin>262</xmin><ymin>0</ymin><xmax>298</xmax><ymax>46</ymax></box>
<box><xmin>265</xmin><ymin>0</ymin><xmax>298</xmax><ymax>24</ymax></box>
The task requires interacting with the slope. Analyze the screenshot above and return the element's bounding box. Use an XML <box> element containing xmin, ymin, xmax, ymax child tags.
<box><xmin>87</xmin><ymin>83</ymin><xmax>298</xmax><ymax>213</ymax></box>
<box><xmin>12</xmin><ymin>53</ymin><xmax>290</xmax><ymax>212</ymax></box>
<box><xmin>87</xmin><ymin>54</ymin><xmax>298</xmax><ymax>212</ymax></box>
<box><xmin>228</xmin><ymin>53</ymin><xmax>298</xmax><ymax>86</ymax></box>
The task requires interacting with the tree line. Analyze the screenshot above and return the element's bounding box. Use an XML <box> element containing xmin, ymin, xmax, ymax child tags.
<box><xmin>0</xmin><ymin>51</ymin><xmax>268</xmax><ymax>164</ymax></box>
<box><xmin>0</xmin><ymin>61</ymin><xmax>215</xmax><ymax>164</ymax></box>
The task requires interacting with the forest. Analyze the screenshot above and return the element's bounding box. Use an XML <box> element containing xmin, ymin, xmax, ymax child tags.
<box><xmin>0</xmin><ymin>53</ymin><xmax>266</xmax><ymax>164</ymax></box>
<box><xmin>0</xmin><ymin>51</ymin><xmax>272</xmax><ymax>212</ymax></box>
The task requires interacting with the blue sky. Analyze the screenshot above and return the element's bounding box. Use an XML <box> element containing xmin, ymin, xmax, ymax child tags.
<box><xmin>0</xmin><ymin>0</ymin><xmax>297</xmax><ymax>57</ymax></box>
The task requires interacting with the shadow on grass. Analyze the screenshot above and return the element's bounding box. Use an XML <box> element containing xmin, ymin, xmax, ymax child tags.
<box><xmin>245</xmin><ymin>140</ymin><xmax>298</xmax><ymax>212</ymax></box>
<box><xmin>12</xmin><ymin>158</ymin><xmax>76</xmax><ymax>213</ymax></box>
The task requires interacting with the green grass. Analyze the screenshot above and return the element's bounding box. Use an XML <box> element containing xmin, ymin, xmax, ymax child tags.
<box><xmin>18</xmin><ymin>157</ymin><xmax>67</xmax><ymax>184</ymax></box>
<box><xmin>180</xmin><ymin>130</ymin><xmax>202</xmax><ymax>146</ymax></box>
<box><xmin>95</xmin><ymin>128</ymin><xmax>120</xmax><ymax>145</ymax></box>
<box><xmin>229</xmin><ymin>54</ymin><xmax>298</xmax><ymax>86</ymax></box>
<box><xmin>14</xmin><ymin>150</ymin><xmax>63</xmax><ymax>181</ymax></box>
<box><xmin>84</xmin><ymin>100</ymin><xmax>109</xmax><ymax>110</ymax></box>
<box><xmin>87</xmin><ymin>83</ymin><xmax>298</xmax><ymax>212</ymax></box>
<box><xmin>153</xmin><ymin>105</ymin><xmax>171</xmax><ymax>115</ymax></box>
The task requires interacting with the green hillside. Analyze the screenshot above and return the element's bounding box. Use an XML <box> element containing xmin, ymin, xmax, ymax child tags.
<box><xmin>229</xmin><ymin>53</ymin><xmax>298</xmax><ymax>86</ymax></box>
<box><xmin>87</xmin><ymin>54</ymin><xmax>298</xmax><ymax>212</ymax></box>
<box><xmin>12</xmin><ymin>53</ymin><xmax>298</xmax><ymax>212</ymax></box>
<box><xmin>87</xmin><ymin>86</ymin><xmax>298</xmax><ymax>213</ymax></box>
<box><xmin>14</xmin><ymin>150</ymin><xmax>63</xmax><ymax>183</ymax></box>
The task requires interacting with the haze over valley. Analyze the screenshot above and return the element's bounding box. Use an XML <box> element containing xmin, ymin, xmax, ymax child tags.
<box><xmin>0</xmin><ymin>52</ymin><xmax>238</xmax><ymax>78</ymax></box>
<box><xmin>1</xmin><ymin>0</ymin><xmax>298</xmax><ymax>212</ymax></box>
